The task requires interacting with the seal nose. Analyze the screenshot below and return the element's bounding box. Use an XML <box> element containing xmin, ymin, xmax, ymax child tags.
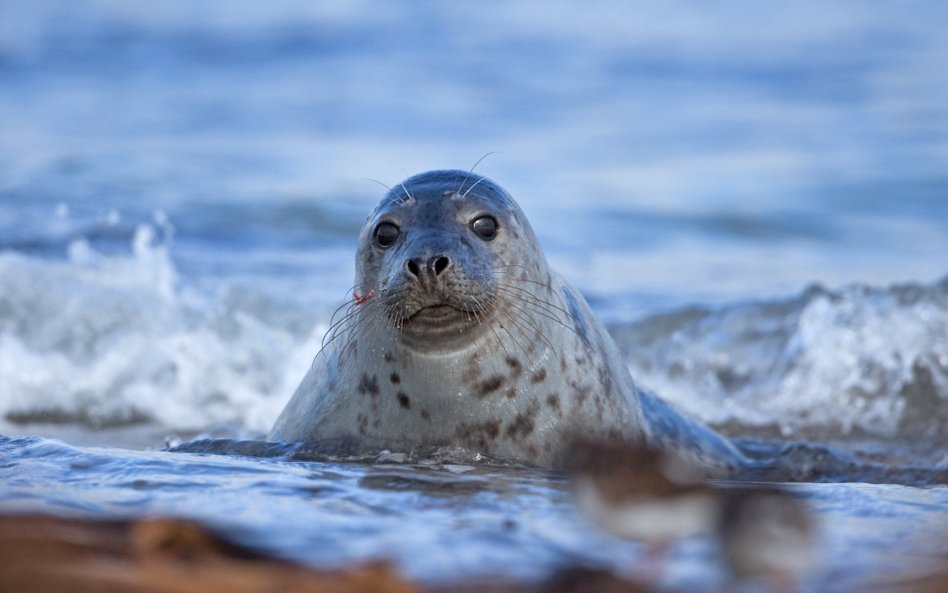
<box><xmin>430</xmin><ymin>255</ymin><xmax>450</xmax><ymax>276</ymax></box>
<box><xmin>406</xmin><ymin>255</ymin><xmax>451</xmax><ymax>278</ymax></box>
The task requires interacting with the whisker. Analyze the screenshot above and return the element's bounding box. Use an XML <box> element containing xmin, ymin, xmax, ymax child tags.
<box><xmin>487</xmin><ymin>318</ymin><xmax>514</xmax><ymax>362</ymax></box>
<box><xmin>337</xmin><ymin>303</ymin><xmax>386</xmax><ymax>365</ymax></box>
<box><xmin>474</xmin><ymin>291</ymin><xmax>524</xmax><ymax>362</ymax></box>
<box><xmin>321</xmin><ymin>307</ymin><xmax>365</xmax><ymax>353</ymax></box>
<box><xmin>469</xmin><ymin>151</ymin><xmax>499</xmax><ymax>174</ymax></box>
<box><xmin>469</xmin><ymin>294</ymin><xmax>529</xmax><ymax>363</ymax></box>
<box><xmin>495</xmin><ymin>283</ymin><xmax>577</xmax><ymax>326</ymax></box>
<box><xmin>316</xmin><ymin>289</ymin><xmax>370</xmax><ymax>361</ymax></box>
<box><xmin>492</xmin><ymin>308</ymin><xmax>538</xmax><ymax>364</ymax></box>
<box><xmin>491</xmin><ymin>264</ymin><xmax>570</xmax><ymax>293</ymax></box>
<box><xmin>461</xmin><ymin>176</ymin><xmax>485</xmax><ymax>199</ymax></box>
<box><xmin>326</xmin><ymin>283</ymin><xmax>363</xmax><ymax>320</ymax></box>
<box><xmin>398</xmin><ymin>180</ymin><xmax>415</xmax><ymax>206</ymax></box>
<box><xmin>313</xmin><ymin>311</ymin><xmax>362</xmax><ymax>367</ymax></box>
<box><xmin>458</xmin><ymin>151</ymin><xmax>499</xmax><ymax>194</ymax></box>
<box><xmin>491</xmin><ymin>272</ymin><xmax>571</xmax><ymax>312</ymax></box>
<box><xmin>361</xmin><ymin>177</ymin><xmax>393</xmax><ymax>193</ymax></box>
<box><xmin>322</xmin><ymin>302</ymin><xmax>361</xmax><ymax>350</ymax></box>
<box><xmin>497</xmin><ymin>284</ymin><xmax>573</xmax><ymax>323</ymax></box>
<box><xmin>497</xmin><ymin>300</ymin><xmax>559</xmax><ymax>356</ymax></box>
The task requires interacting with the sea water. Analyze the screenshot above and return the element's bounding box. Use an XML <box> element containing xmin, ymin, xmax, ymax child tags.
<box><xmin>1</xmin><ymin>1</ymin><xmax>946</xmax><ymax>590</ymax></box>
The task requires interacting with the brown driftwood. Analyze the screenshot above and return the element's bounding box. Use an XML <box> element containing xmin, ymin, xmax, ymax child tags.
<box><xmin>0</xmin><ymin>514</ymin><xmax>420</xmax><ymax>593</ymax></box>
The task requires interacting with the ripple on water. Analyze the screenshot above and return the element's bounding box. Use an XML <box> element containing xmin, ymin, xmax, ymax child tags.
<box><xmin>2</xmin><ymin>434</ymin><xmax>946</xmax><ymax>590</ymax></box>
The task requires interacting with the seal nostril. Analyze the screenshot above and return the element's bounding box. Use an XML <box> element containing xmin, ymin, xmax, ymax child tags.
<box><xmin>406</xmin><ymin>259</ymin><xmax>421</xmax><ymax>277</ymax></box>
<box><xmin>433</xmin><ymin>256</ymin><xmax>450</xmax><ymax>276</ymax></box>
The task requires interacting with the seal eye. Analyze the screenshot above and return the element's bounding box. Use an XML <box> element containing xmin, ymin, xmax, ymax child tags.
<box><xmin>470</xmin><ymin>215</ymin><xmax>498</xmax><ymax>241</ymax></box>
<box><xmin>374</xmin><ymin>222</ymin><xmax>400</xmax><ymax>249</ymax></box>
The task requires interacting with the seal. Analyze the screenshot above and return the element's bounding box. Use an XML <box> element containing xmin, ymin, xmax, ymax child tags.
<box><xmin>269</xmin><ymin>170</ymin><xmax>748</xmax><ymax>475</ymax></box>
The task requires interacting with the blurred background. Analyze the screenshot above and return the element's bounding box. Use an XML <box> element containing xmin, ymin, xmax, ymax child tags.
<box><xmin>1</xmin><ymin>0</ymin><xmax>947</xmax><ymax>445</ymax></box>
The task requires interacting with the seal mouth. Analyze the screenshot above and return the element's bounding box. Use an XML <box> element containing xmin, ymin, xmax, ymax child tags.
<box><xmin>407</xmin><ymin>305</ymin><xmax>468</xmax><ymax>323</ymax></box>
<box><xmin>399</xmin><ymin>303</ymin><xmax>486</xmax><ymax>342</ymax></box>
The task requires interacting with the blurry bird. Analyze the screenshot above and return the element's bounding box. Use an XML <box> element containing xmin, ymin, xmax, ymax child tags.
<box><xmin>568</xmin><ymin>439</ymin><xmax>717</xmax><ymax>583</ymax></box>
<box><xmin>570</xmin><ymin>439</ymin><xmax>716</xmax><ymax>546</ymax></box>
<box><xmin>568</xmin><ymin>439</ymin><xmax>815</xmax><ymax>589</ymax></box>
<box><xmin>716</xmin><ymin>484</ymin><xmax>814</xmax><ymax>591</ymax></box>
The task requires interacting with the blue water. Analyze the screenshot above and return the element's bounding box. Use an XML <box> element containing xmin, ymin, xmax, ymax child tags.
<box><xmin>1</xmin><ymin>1</ymin><xmax>947</xmax><ymax>590</ymax></box>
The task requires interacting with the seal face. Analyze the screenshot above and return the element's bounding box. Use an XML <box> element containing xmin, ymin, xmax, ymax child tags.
<box><xmin>356</xmin><ymin>174</ymin><xmax>510</xmax><ymax>350</ymax></box>
<box><xmin>270</xmin><ymin>170</ymin><xmax>747</xmax><ymax>473</ymax></box>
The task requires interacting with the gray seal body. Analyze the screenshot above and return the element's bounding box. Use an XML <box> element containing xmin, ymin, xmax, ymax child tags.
<box><xmin>270</xmin><ymin>170</ymin><xmax>747</xmax><ymax>474</ymax></box>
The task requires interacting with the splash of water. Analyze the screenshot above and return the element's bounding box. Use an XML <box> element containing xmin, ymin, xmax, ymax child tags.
<box><xmin>612</xmin><ymin>278</ymin><xmax>948</xmax><ymax>444</ymax></box>
<box><xmin>0</xmin><ymin>224</ymin><xmax>318</xmax><ymax>434</ymax></box>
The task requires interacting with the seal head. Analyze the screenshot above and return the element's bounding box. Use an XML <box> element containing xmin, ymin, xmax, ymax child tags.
<box><xmin>355</xmin><ymin>171</ymin><xmax>541</xmax><ymax>351</ymax></box>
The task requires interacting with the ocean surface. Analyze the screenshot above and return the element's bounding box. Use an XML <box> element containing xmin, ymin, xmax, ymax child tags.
<box><xmin>1</xmin><ymin>1</ymin><xmax>946</xmax><ymax>590</ymax></box>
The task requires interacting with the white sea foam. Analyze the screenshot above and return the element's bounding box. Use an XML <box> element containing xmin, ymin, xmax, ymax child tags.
<box><xmin>0</xmin><ymin>228</ymin><xmax>318</xmax><ymax>434</ymax></box>
<box><xmin>613</xmin><ymin>279</ymin><xmax>948</xmax><ymax>443</ymax></box>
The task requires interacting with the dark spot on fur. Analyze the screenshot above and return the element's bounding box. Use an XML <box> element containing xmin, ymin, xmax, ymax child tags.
<box><xmin>560</xmin><ymin>354</ymin><xmax>568</xmax><ymax>373</ymax></box>
<box><xmin>531</xmin><ymin>368</ymin><xmax>547</xmax><ymax>384</ymax></box>
<box><xmin>384</xmin><ymin>351</ymin><xmax>394</xmax><ymax>363</ymax></box>
<box><xmin>546</xmin><ymin>393</ymin><xmax>561</xmax><ymax>412</ymax></box>
<box><xmin>373</xmin><ymin>418</ymin><xmax>381</xmax><ymax>429</ymax></box>
<box><xmin>505</xmin><ymin>387</ymin><xmax>518</xmax><ymax>399</ymax></box>
<box><xmin>505</xmin><ymin>357</ymin><xmax>523</xmax><ymax>378</ymax></box>
<box><xmin>357</xmin><ymin>414</ymin><xmax>368</xmax><ymax>435</ymax></box>
<box><xmin>390</xmin><ymin>371</ymin><xmax>401</xmax><ymax>384</ymax></box>
<box><xmin>420</xmin><ymin>409</ymin><xmax>431</xmax><ymax>421</ymax></box>
<box><xmin>358</xmin><ymin>373</ymin><xmax>380</xmax><ymax>397</ymax></box>
<box><xmin>457</xmin><ymin>419</ymin><xmax>502</xmax><ymax>449</ymax></box>
<box><xmin>397</xmin><ymin>391</ymin><xmax>411</xmax><ymax>409</ymax></box>
<box><xmin>506</xmin><ymin>412</ymin><xmax>536</xmax><ymax>441</ymax></box>
<box><xmin>476</xmin><ymin>374</ymin><xmax>505</xmax><ymax>397</ymax></box>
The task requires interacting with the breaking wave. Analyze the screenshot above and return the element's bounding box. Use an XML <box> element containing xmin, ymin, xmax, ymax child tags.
<box><xmin>1</xmin><ymin>225</ymin><xmax>945</xmax><ymax>452</ymax></box>
<box><xmin>0</xmin><ymin>226</ymin><xmax>317</xmax><ymax>435</ymax></box>
<box><xmin>612</xmin><ymin>277</ymin><xmax>948</xmax><ymax>445</ymax></box>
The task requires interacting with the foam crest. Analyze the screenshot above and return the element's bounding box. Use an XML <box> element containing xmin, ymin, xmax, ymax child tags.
<box><xmin>0</xmin><ymin>229</ymin><xmax>319</xmax><ymax>434</ymax></box>
<box><xmin>613</xmin><ymin>278</ymin><xmax>948</xmax><ymax>443</ymax></box>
